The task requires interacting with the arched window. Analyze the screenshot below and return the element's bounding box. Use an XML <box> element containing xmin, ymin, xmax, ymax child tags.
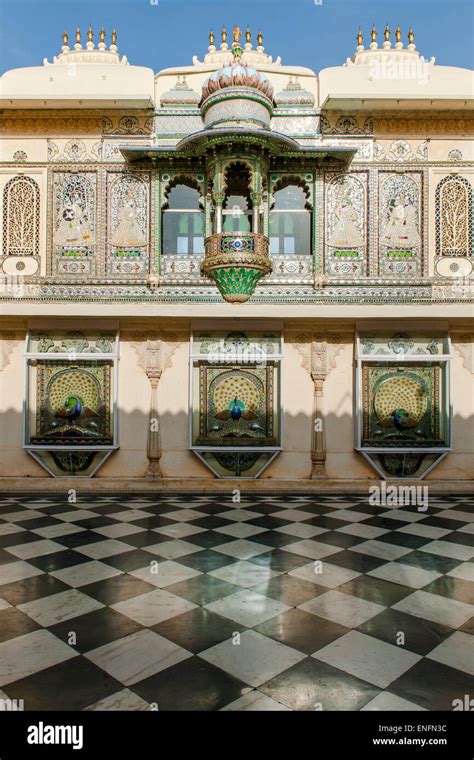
<box><xmin>3</xmin><ymin>175</ymin><xmax>40</xmax><ymax>256</ymax></box>
<box><xmin>270</xmin><ymin>179</ymin><xmax>312</xmax><ymax>255</ymax></box>
<box><xmin>222</xmin><ymin>162</ymin><xmax>253</xmax><ymax>233</ymax></box>
<box><xmin>162</xmin><ymin>179</ymin><xmax>204</xmax><ymax>255</ymax></box>
<box><xmin>436</xmin><ymin>176</ymin><xmax>472</xmax><ymax>256</ymax></box>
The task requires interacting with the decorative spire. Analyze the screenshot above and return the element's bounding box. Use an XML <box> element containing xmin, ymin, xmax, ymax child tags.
<box><xmin>111</xmin><ymin>28</ymin><xmax>117</xmax><ymax>46</ymax></box>
<box><xmin>371</xmin><ymin>25</ymin><xmax>377</xmax><ymax>43</ymax></box>
<box><xmin>62</xmin><ymin>30</ymin><xmax>68</xmax><ymax>46</ymax></box>
<box><xmin>86</xmin><ymin>25</ymin><xmax>94</xmax><ymax>50</ymax></box>
<box><xmin>220</xmin><ymin>26</ymin><xmax>228</xmax><ymax>50</ymax></box>
<box><xmin>257</xmin><ymin>30</ymin><xmax>263</xmax><ymax>48</ymax></box>
<box><xmin>99</xmin><ymin>26</ymin><xmax>105</xmax><ymax>44</ymax></box>
<box><xmin>408</xmin><ymin>27</ymin><xmax>415</xmax><ymax>45</ymax></box>
<box><xmin>356</xmin><ymin>28</ymin><xmax>363</xmax><ymax>47</ymax></box>
<box><xmin>395</xmin><ymin>25</ymin><xmax>401</xmax><ymax>43</ymax></box>
<box><xmin>231</xmin><ymin>25</ymin><xmax>243</xmax><ymax>58</ymax></box>
<box><xmin>384</xmin><ymin>23</ymin><xmax>390</xmax><ymax>41</ymax></box>
<box><xmin>246</xmin><ymin>26</ymin><xmax>251</xmax><ymax>44</ymax></box>
<box><xmin>75</xmin><ymin>27</ymin><xmax>81</xmax><ymax>46</ymax></box>
<box><xmin>209</xmin><ymin>28</ymin><xmax>214</xmax><ymax>46</ymax></box>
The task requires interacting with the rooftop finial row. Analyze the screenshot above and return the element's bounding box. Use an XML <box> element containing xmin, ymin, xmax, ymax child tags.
<box><xmin>208</xmin><ymin>26</ymin><xmax>264</xmax><ymax>54</ymax></box>
<box><xmin>357</xmin><ymin>25</ymin><xmax>416</xmax><ymax>51</ymax></box>
<box><xmin>61</xmin><ymin>26</ymin><xmax>118</xmax><ymax>53</ymax></box>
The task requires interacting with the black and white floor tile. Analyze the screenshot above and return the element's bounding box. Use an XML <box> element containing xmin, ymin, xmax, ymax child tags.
<box><xmin>0</xmin><ymin>493</ymin><xmax>472</xmax><ymax>711</ymax></box>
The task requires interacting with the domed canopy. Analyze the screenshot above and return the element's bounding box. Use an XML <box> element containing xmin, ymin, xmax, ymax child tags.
<box><xmin>274</xmin><ymin>77</ymin><xmax>315</xmax><ymax>108</ymax></box>
<box><xmin>161</xmin><ymin>76</ymin><xmax>200</xmax><ymax>107</ymax></box>
<box><xmin>201</xmin><ymin>60</ymin><xmax>274</xmax><ymax>102</ymax></box>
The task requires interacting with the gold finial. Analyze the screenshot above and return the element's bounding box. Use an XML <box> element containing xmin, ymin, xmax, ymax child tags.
<box><xmin>209</xmin><ymin>28</ymin><xmax>214</xmax><ymax>46</ymax></box>
<box><xmin>221</xmin><ymin>26</ymin><xmax>227</xmax><ymax>44</ymax></box>
<box><xmin>395</xmin><ymin>25</ymin><xmax>401</xmax><ymax>43</ymax></box>
<box><xmin>87</xmin><ymin>25</ymin><xmax>93</xmax><ymax>43</ymax></box>
<box><xmin>257</xmin><ymin>30</ymin><xmax>263</xmax><ymax>46</ymax></box>
<box><xmin>246</xmin><ymin>26</ymin><xmax>251</xmax><ymax>44</ymax></box>
<box><xmin>75</xmin><ymin>27</ymin><xmax>81</xmax><ymax>44</ymax></box>
<box><xmin>408</xmin><ymin>27</ymin><xmax>414</xmax><ymax>44</ymax></box>
<box><xmin>62</xmin><ymin>30</ymin><xmax>68</xmax><ymax>46</ymax></box>
<box><xmin>99</xmin><ymin>26</ymin><xmax>105</xmax><ymax>44</ymax></box>
<box><xmin>371</xmin><ymin>25</ymin><xmax>377</xmax><ymax>43</ymax></box>
<box><xmin>233</xmin><ymin>25</ymin><xmax>241</xmax><ymax>44</ymax></box>
<box><xmin>111</xmin><ymin>28</ymin><xmax>117</xmax><ymax>46</ymax></box>
<box><xmin>384</xmin><ymin>24</ymin><xmax>390</xmax><ymax>42</ymax></box>
<box><xmin>357</xmin><ymin>28</ymin><xmax>363</xmax><ymax>46</ymax></box>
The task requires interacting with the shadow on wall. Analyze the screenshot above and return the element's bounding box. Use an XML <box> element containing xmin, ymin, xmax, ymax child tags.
<box><xmin>0</xmin><ymin>407</ymin><xmax>473</xmax><ymax>482</ymax></box>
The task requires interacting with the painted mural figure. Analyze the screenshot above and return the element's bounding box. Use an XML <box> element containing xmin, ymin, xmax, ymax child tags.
<box><xmin>382</xmin><ymin>194</ymin><xmax>420</xmax><ymax>248</ymax></box>
<box><xmin>56</xmin><ymin>191</ymin><xmax>94</xmax><ymax>248</ymax></box>
<box><xmin>328</xmin><ymin>192</ymin><xmax>363</xmax><ymax>248</ymax></box>
<box><xmin>111</xmin><ymin>197</ymin><xmax>147</xmax><ymax>248</ymax></box>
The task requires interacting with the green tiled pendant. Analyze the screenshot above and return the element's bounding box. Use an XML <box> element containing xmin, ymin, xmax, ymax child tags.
<box><xmin>202</xmin><ymin>233</ymin><xmax>272</xmax><ymax>303</ymax></box>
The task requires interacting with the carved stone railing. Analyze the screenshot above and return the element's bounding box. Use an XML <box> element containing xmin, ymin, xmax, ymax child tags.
<box><xmin>202</xmin><ymin>231</ymin><xmax>272</xmax><ymax>303</ymax></box>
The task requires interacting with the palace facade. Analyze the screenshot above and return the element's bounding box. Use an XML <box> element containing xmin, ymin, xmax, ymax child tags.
<box><xmin>0</xmin><ymin>24</ymin><xmax>473</xmax><ymax>488</ymax></box>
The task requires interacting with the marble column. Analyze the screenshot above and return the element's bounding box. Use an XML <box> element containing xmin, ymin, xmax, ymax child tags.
<box><xmin>310</xmin><ymin>336</ymin><xmax>327</xmax><ymax>479</ymax></box>
<box><xmin>145</xmin><ymin>339</ymin><xmax>163</xmax><ymax>479</ymax></box>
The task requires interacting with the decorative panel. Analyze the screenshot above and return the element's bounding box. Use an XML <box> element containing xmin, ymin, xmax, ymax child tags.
<box><xmin>435</xmin><ymin>175</ymin><xmax>472</xmax><ymax>257</ymax></box>
<box><xmin>325</xmin><ymin>172</ymin><xmax>367</xmax><ymax>276</ymax></box>
<box><xmin>378</xmin><ymin>172</ymin><xmax>422</xmax><ymax>276</ymax></box>
<box><xmin>2</xmin><ymin>175</ymin><xmax>40</xmax><ymax>257</ymax></box>
<box><xmin>52</xmin><ymin>172</ymin><xmax>97</xmax><ymax>275</ymax></box>
<box><xmin>196</xmin><ymin>365</ymin><xmax>277</xmax><ymax>447</ymax></box>
<box><xmin>107</xmin><ymin>172</ymin><xmax>150</xmax><ymax>275</ymax></box>
<box><xmin>361</xmin><ymin>364</ymin><xmax>443</xmax><ymax>449</ymax></box>
<box><xmin>190</xmin><ymin>330</ymin><xmax>282</xmax><ymax>478</ymax></box>
<box><xmin>25</xmin><ymin>330</ymin><xmax>118</xmax><ymax>477</ymax></box>
<box><xmin>30</xmin><ymin>361</ymin><xmax>113</xmax><ymax>446</ymax></box>
<box><xmin>356</xmin><ymin>330</ymin><xmax>451</xmax><ymax>480</ymax></box>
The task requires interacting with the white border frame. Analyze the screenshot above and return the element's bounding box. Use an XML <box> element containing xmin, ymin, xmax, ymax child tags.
<box><xmin>23</xmin><ymin>322</ymin><xmax>120</xmax><ymax>476</ymax></box>
<box><xmin>354</xmin><ymin>322</ymin><xmax>452</xmax><ymax>480</ymax></box>
<box><xmin>189</xmin><ymin>322</ymin><xmax>284</xmax><ymax>478</ymax></box>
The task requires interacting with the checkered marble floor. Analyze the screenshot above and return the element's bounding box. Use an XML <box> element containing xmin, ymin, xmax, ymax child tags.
<box><xmin>0</xmin><ymin>493</ymin><xmax>473</xmax><ymax>711</ymax></box>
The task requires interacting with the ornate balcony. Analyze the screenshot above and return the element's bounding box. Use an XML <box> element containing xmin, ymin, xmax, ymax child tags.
<box><xmin>202</xmin><ymin>232</ymin><xmax>273</xmax><ymax>303</ymax></box>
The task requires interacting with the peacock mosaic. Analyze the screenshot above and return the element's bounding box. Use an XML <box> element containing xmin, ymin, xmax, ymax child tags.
<box><xmin>356</xmin><ymin>331</ymin><xmax>451</xmax><ymax>479</ymax></box>
<box><xmin>191</xmin><ymin>331</ymin><xmax>282</xmax><ymax>477</ymax></box>
<box><xmin>25</xmin><ymin>330</ymin><xmax>118</xmax><ymax>476</ymax></box>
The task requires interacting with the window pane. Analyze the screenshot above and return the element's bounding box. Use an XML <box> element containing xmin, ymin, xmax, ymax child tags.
<box><xmin>193</xmin><ymin>236</ymin><xmax>204</xmax><ymax>254</ymax></box>
<box><xmin>223</xmin><ymin>212</ymin><xmax>251</xmax><ymax>233</ymax></box>
<box><xmin>162</xmin><ymin>211</ymin><xmax>204</xmax><ymax>254</ymax></box>
<box><xmin>273</xmin><ymin>185</ymin><xmax>307</xmax><ymax>210</ymax></box>
<box><xmin>177</xmin><ymin>237</ymin><xmax>189</xmax><ymax>254</ymax></box>
<box><xmin>269</xmin><ymin>211</ymin><xmax>311</xmax><ymax>254</ymax></box>
<box><xmin>166</xmin><ymin>184</ymin><xmax>201</xmax><ymax>209</ymax></box>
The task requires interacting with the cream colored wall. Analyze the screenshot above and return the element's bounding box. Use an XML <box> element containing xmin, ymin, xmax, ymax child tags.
<box><xmin>0</xmin><ymin>327</ymin><xmax>473</xmax><ymax>481</ymax></box>
<box><xmin>428</xmin><ymin>338</ymin><xmax>474</xmax><ymax>480</ymax></box>
<box><xmin>0</xmin><ymin>334</ymin><xmax>43</xmax><ymax>476</ymax></box>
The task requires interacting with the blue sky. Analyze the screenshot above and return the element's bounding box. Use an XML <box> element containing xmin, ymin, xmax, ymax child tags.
<box><xmin>0</xmin><ymin>0</ymin><xmax>473</xmax><ymax>75</ymax></box>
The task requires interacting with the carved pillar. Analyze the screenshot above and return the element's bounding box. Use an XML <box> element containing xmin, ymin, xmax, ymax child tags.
<box><xmin>250</xmin><ymin>192</ymin><xmax>262</xmax><ymax>233</ymax></box>
<box><xmin>213</xmin><ymin>192</ymin><xmax>225</xmax><ymax>234</ymax></box>
<box><xmin>145</xmin><ymin>338</ymin><xmax>163</xmax><ymax>479</ymax></box>
<box><xmin>310</xmin><ymin>336</ymin><xmax>327</xmax><ymax>479</ymax></box>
